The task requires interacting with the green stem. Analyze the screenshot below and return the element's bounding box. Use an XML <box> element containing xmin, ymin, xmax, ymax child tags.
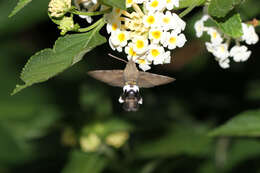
<box><xmin>77</xmin><ymin>18</ymin><xmax>105</xmax><ymax>32</ymax></box>
<box><xmin>70</xmin><ymin>8</ymin><xmax>112</xmax><ymax>17</ymax></box>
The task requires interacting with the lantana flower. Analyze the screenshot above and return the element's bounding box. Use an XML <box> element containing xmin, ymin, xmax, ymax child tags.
<box><xmin>106</xmin><ymin>0</ymin><xmax>185</xmax><ymax>71</ymax></box>
<box><xmin>194</xmin><ymin>14</ymin><xmax>259</xmax><ymax>69</ymax></box>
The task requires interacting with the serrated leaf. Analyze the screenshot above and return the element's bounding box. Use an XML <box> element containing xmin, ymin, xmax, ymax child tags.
<box><xmin>9</xmin><ymin>0</ymin><xmax>32</xmax><ymax>18</ymax></box>
<box><xmin>215</xmin><ymin>13</ymin><xmax>243</xmax><ymax>38</ymax></box>
<box><xmin>12</xmin><ymin>19</ymin><xmax>106</xmax><ymax>95</ymax></box>
<box><xmin>99</xmin><ymin>0</ymin><xmax>126</xmax><ymax>10</ymax></box>
<box><xmin>209</xmin><ymin>109</ymin><xmax>260</xmax><ymax>137</ymax></box>
<box><xmin>62</xmin><ymin>150</ymin><xmax>107</xmax><ymax>173</ymax></box>
<box><xmin>208</xmin><ymin>0</ymin><xmax>242</xmax><ymax>18</ymax></box>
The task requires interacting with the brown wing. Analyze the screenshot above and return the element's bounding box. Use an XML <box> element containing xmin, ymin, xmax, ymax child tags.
<box><xmin>137</xmin><ymin>72</ymin><xmax>175</xmax><ymax>88</ymax></box>
<box><xmin>88</xmin><ymin>70</ymin><xmax>124</xmax><ymax>87</ymax></box>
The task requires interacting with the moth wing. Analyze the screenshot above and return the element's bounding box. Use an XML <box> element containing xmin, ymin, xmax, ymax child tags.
<box><xmin>88</xmin><ymin>70</ymin><xmax>124</xmax><ymax>87</ymax></box>
<box><xmin>138</xmin><ymin>72</ymin><xmax>175</xmax><ymax>88</ymax></box>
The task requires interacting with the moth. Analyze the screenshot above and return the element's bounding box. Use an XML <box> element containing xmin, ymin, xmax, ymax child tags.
<box><xmin>88</xmin><ymin>55</ymin><xmax>175</xmax><ymax>111</ymax></box>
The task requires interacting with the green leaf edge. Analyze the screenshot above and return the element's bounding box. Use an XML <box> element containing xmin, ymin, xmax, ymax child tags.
<box><xmin>9</xmin><ymin>0</ymin><xmax>33</xmax><ymax>18</ymax></box>
<box><xmin>11</xmin><ymin>19</ymin><xmax>106</xmax><ymax>95</ymax></box>
<box><xmin>208</xmin><ymin>109</ymin><xmax>260</xmax><ymax>137</ymax></box>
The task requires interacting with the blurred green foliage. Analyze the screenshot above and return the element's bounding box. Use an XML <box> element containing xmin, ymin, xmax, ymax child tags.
<box><xmin>0</xmin><ymin>0</ymin><xmax>260</xmax><ymax>173</ymax></box>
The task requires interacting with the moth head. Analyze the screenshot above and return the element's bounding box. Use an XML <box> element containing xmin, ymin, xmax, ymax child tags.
<box><xmin>118</xmin><ymin>85</ymin><xmax>143</xmax><ymax>112</ymax></box>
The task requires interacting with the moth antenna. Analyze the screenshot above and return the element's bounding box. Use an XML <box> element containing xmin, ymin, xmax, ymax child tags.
<box><xmin>108</xmin><ymin>53</ymin><xmax>127</xmax><ymax>64</ymax></box>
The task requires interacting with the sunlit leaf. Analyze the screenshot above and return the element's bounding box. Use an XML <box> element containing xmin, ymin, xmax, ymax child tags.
<box><xmin>9</xmin><ymin>0</ymin><xmax>32</xmax><ymax>17</ymax></box>
<box><xmin>215</xmin><ymin>13</ymin><xmax>243</xmax><ymax>38</ymax></box>
<box><xmin>12</xmin><ymin>19</ymin><xmax>106</xmax><ymax>95</ymax></box>
<box><xmin>208</xmin><ymin>0</ymin><xmax>242</xmax><ymax>18</ymax></box>
<box><xmin>209</xmin><ymin>109</ymin><xmax>260</xmax><ymax>137</ymax></box>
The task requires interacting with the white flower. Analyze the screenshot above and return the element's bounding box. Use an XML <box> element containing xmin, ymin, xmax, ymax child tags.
<box><xmin>136</xmin><ymin>58</ymin><xmax>151</xmax><ymax>71</ymax></box>
<box><xmin>230</xmin><ymin>45</ymin><xmax>251</xmax><ymax>62</ymax></box>
<box><xmin>149</xmin><ymin>28</ymin><xmax>165</xmax><ymax>44</ymax></box>
<box><xmin>109</xmin><ymin>30</ymin><xmax>129</xmax><ymax>52</ymax></box>
<box><xmin>146</xmin><ymin>0</ymin><xmax>166</xmax><ymax>12</ymax></box>
<box><xmin>171</xmin><ymin>13</ymin><xmax>186</xmax><ymax>34</ymax></box>
<box><xmin>218</xmin><ymin>58</ymin><xmax>230</xmax><ymax>69</ymax></box>
<box><xmin>205</xmin><ymin>42</ymin><xmax>229</xmax><ymax>60</ymax></box>
<box><xmin>163</xmin><ymin>31</ymin><xmax>186</xmax><ymax>49</ymax></box>
<box><xmin>143</xmin><ymin>12</ymin><xmax>161</xmax><ymax>28</ymax></box>
<box><xmin>147</xmin><ymin>44</ymin><xmax>165</xmax><ymax>65</ymax></box>
<box><xmin>194</xmin><ymin>15</ymin><xmax>210</xmax><ymax>37</ymax></box>
<box><xmin>125</xmin><ymin>42</ymin><xmax>140</xmax><ymax>60</ymax></box>
<box><xmin>160</xmin><ymin>11</ymin><xmax>174</xmax><ymax>31</ymax></box>
<box><xmin>207</xmin><ymin>28</ymin><xmax>223</xmax><ymax>44</ymax></box>
<box><xmin>106</xmin><ymin>16</ymin><xmax>121</xmax><ymax>34</ymax></box>
<box><xmin>133</xmin><ymin>36</ymin><xmax>149</xmax><ymax>54</ymax></box>
<box><xmin>241</xmin><ymin>23</ymin><xmax>259</xmax><ymax>45</ymax></box>
<box><xmin>111</xmin><ymin>30</ymin><xmax>129</xmax><ymax>47</ymax></box>
<box><xmin>165</xmin><ymin>0</ymin><xmax>179</xmax><ymax>10</ymax></box>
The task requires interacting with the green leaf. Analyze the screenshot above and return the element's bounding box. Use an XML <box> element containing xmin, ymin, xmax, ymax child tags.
<box><xmin>62</xmin><ymin>150</ymin><xmax>107</xmax><ymax>173</ymax></box>
<box><xmin>9</xmin><ymin>0</ymin><xmax>32</xmax><ymax>17</ymax></box>
<box><xmin>99</xmin><ymin>0</ymin><xmax>126</xmax><ymax>10</ymax></box>
<box><xmin>208</xmin><ymin>0</ymin><xmax>242</xmax><ymax>18</ymax></box>
<box><xmin>209</xmin><ymin>109</ymin><xmax>260</xmax><ymax>137</ymax></box>
<box><xmin>215</xmin><ymin>13</ymin><xmax>243</xmax><ymax>38</ymax></box>
<box><xmin>178</xmin><ymin>0</ymin><xmax>206</xmax><ymax>9</ymax></box>
<box><xmin>135</xmin><ymin>123</ymin><xmax>212</xmax><ymax>158</ymax></box>
<box><xmin>12</xmin><ymin>19</ymin><xmax>106</xmax><ymax>95</ymax></box>
<box><xmin>226</xmin><ymin>139</ymin><xmax>260</xmax><ymax>170</ymax></box>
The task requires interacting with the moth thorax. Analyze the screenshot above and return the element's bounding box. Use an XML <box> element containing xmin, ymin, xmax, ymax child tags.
<box><xmin>118</xmin><ymin>85</ymin><xmax>143</xmax><ymax>112</ymax></box>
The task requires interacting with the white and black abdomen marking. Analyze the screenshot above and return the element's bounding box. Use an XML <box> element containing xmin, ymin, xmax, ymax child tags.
<box><xmin>118</xmin><ymin>85</ymin><xmax>143</xmax><ymax>112</ymax></box>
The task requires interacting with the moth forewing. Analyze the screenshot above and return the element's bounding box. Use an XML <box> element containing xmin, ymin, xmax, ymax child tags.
<box><xmin>87</xmin><ymin>70</ymin><xmax>125</xmax><ymax>87</ymax></box>
<box><xmin>137</xmin><ymin>72</ymin><xmax>175</xmax><ymax>88</ymax></box>
<box><xmin>87</xmin><ymin>58</ymin><xmax>175</xmax><ymax>111</ymax></box>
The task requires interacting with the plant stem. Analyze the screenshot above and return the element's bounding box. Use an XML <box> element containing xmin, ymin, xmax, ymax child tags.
<box><xmin>77</xmin><ymin>18</ymin><xmax>105</xmax><ymax>32</ymax></box>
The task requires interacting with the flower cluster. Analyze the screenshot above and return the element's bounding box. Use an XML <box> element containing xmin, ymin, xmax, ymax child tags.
<box><xmin>106</xmin><ymin>0</ymin><xmax>186</xmax><ymax>71</ymax></box>
<box><xmin>195</xmin><ymin>15</ymin><xmax>259</xmax><ymax>69</ymax></box>
<box><xmin>48</xmin><ymin>0</ymin><xmax>71</xmax><ymax>18</ymax></box>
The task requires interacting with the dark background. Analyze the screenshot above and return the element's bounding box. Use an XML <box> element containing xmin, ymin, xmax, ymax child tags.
<box><xmin>0</xmin><ymin>0</ymin><xmax>260</xmax><ymax>173</ymax></box>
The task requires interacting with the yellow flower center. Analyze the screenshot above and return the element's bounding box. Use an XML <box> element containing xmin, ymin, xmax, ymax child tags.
<box><xmin>151</xmin><ymin>31</ymin><xmax>161</xmax><ymax>39</ymax></box>
<box><xmin>129</xmin><ymin>47</ymin><xmax>136</xmax><ymax>56</ymax></box>
<box><xmin>126</xmin><ymin>0</ymin><xmax>133</xmax><ymax>4</ymax></box>
<box><xmin>136</xmin><ymin>40</ymin><xmax>144</xmax><ymax>49</ymax></box>
<box><xmin>118</xmin><ymin>33</ymin><xmax>126</xmax><ymax>42</ymax></box>
<box><xmin>220</xmin><ymin>46</ymin><xmax>225</xmax><ymax>52</ymax></box>
<box><xmin>167</xmin><ymin>0</ymin><xmax>171</xmax><ymax>3</ymax></box>
<box><xmin>212</xmin><ymin>31</ymin><xmax>217</xmax><ymax>38</ymax></box>
<box><xmin>151</xmin><ymin>0</ymin><xmax>159</xmax><ymax>8</ymax></box>
<box><xmin>163</xmin><ymin>17</ymin><xmax>170</xmax><ymax>24</ymax></box>
<box><xmin>112</xmin><ymin>23</ymin><xmax>118</xmax><ymax>31</ymax></box>
<box><xmin>138</xmin><ymin>59</ymin><xmax>146</xmax><ymax>64</ymax></box>
<box><xmin>147</xmin><ymin>16</ymin><xmax>155</xmax><ymax>24</ymax></box>
<box><xmin>151</xmin><ymin>49</ymin><xmax>160</xmax><ymax>57</ymax></box>
<box><xmin>169</xmin><ymin>37</ymin><xmax>176</xmax><ymax>44</ymax></box>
